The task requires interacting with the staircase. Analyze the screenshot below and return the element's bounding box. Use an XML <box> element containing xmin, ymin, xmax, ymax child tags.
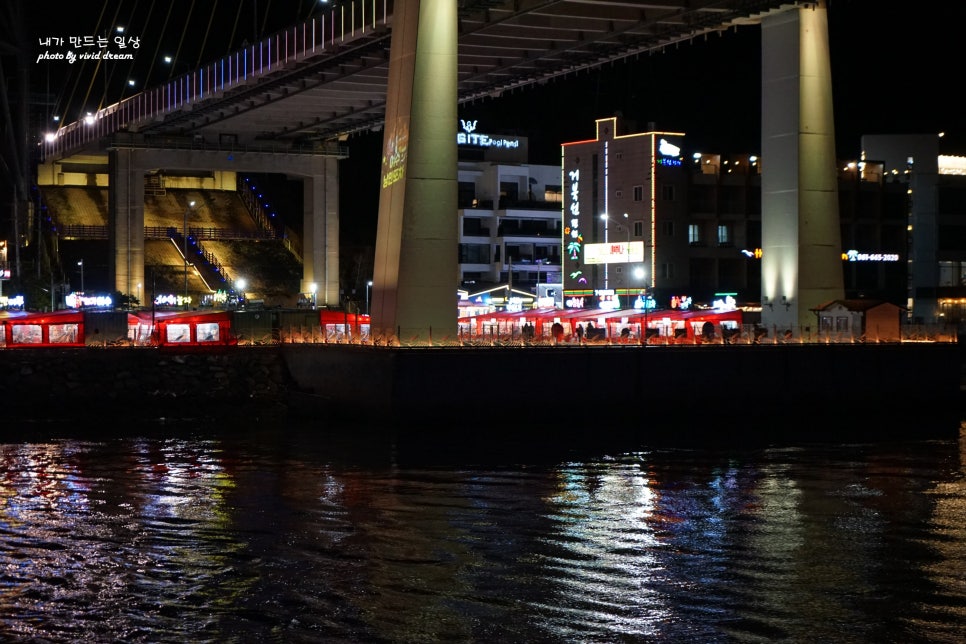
<box><xmin>169</xmin><ymin>227</ymin><xmax>233</xmax><ymax>294</ymax></box>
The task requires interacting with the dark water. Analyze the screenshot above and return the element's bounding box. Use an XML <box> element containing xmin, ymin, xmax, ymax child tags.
<box><xmin>1</xmin><ymin>420</ymin><xmax>965</xmax><ymax>643</ymax></box>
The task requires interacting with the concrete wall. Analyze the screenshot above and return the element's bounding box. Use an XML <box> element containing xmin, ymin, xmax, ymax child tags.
<box><xmin>2</xmin><ymin>343</ymin><xmax>959</xmax><ymax>443</ymax></box>
<box><xmin>0</xmin><ymin>347</ymin><xmax>291</xmax><ymax>422</ymax></box>
<box><xmin>283</xmin><ymin>342</ymin><xmax>962</xmax><ymax>441</ymax></box>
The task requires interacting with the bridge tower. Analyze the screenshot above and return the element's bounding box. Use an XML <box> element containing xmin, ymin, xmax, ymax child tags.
<box><xmin>760</xmin><ymin>1</ymin><xmax>845</xmax><ymax>331</ymax></box>
<box><xmin>370</xmin><ymin>0</ymin><xmax>459</xmax><ymax>343</ymax></box>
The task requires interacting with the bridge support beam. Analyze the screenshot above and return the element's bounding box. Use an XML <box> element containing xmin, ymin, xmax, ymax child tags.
<box><xmin>301</xmin><ymin>157</ymin><xmax>340</xmax><ymax>307</ymax></box>
<box><xmin>371</xmin><ymin>0</ymin><xmax>458</xmax><ymax>343</ymax></box>
<box><xmin>108</xmin><ymin>149</ymin><xmax>147</xmax><ymax>303</ymax></box>
<box><xmin>760</xmin><ymin>0</ymin><xmax>844</xmax><ymax>332</ymax></box>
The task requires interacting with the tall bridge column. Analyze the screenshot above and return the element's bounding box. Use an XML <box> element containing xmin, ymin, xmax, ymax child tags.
<box><xmin>371</xmin><ymin>0</ymin><xmax>458</xmax><ymax>343</ymax></box>
<box><xmin>108</xmin><ymin>149</ymin><xmax>146</xmax><ymax>302</ymax></box>
<box><xmin>760</xmin><ymin>0</ymin><xmax>844</xmax><ymax>332</ymax></box>
<box><xmin>301</xmin><ymin>157</ymin><xmax>340</xmax><ymax>307</ymax></box>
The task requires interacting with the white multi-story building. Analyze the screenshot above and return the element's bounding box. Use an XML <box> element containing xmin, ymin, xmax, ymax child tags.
<box><xmin>456</xmin><ymin>119</ymin><xmax>563</xmax><ymax>309</ymax></box>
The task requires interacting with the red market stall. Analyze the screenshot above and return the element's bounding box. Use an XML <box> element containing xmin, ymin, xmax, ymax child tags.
<box><xmin>319</xmin><ymin>309</ymin><xmax>370</xmax><ymax>342</ymax></box>
<box><xmin>0</xmin><ymin>309</ymin><xmax>86</xmax><ymax>348</ymax></box>
<box><xmin>132</xmin><ymin>310</ymin><xmax>239</xmax><ymax>348</ymax></box>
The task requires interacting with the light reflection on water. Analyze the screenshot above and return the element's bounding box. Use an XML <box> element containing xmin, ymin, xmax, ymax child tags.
<box><xmin>0</xmin><ymin>423</ymin><xmax>964</xmax><ymax>643</ymax></box>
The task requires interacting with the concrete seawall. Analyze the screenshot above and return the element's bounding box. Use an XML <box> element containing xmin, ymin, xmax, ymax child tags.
<box><xmin>281</xmin><ymin>342</ymin><xmax>963</xmax><ymax>441</ymax></box>
<box><xmin>0</xmin><ymin>346</ymin><xmax>292</xmax><ymax>423</ymax></box>
<box><xmin>1</xmin><ymin>343</ymin><xmax>960</xmax><ymax>441</ymax></box>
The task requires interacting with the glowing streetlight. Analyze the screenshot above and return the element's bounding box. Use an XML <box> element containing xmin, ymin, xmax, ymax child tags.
<box><xmin>77</xmin><ymin>259</ymin><xmax>84</xmax><ymax>293</ymax></box>
<box><xmin>366</xmin><ymin>280</ymin><xmax>373</xmax><ymax>316</ymax></box>
<box><xmin>235</xmin><ymin>278</ymin><xmax>247</xmax><ymax>308</ymax></box>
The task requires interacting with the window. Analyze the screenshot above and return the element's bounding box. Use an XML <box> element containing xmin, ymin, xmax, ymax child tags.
<box><xmin>661</xmin><ymin>263</ymin><xmax>675</xmax><ymax>279</ymax></box>
<box><xmin>459</xmin><ymin>243</ymin><xmax>490</xmax><ymax>264</ymax></box>
<box><xmin>662</xmin><ymin>185</ymin><xmax>675</xmax><ymax>201</ymax></box>
<box><xmin>499</xmin><ymin>181</ymin><xmax>519</xmax><ymax>201</ymax></box>
<box><xmin>458</xmin><ymin>181</ymin><xmax>476</xmax><ymax>208</ymax></box>
<box><xmin>49</xmin><ymin>324</ymin><xmax>79</xmax><ymax>343</ymax></box>
<box><xmin>689</xmin><ymin>224</ymin><xmax>701</xmax><ymax>245</ymax></box>
<box><xmin>661</xmin><ymin>221</ymin><xmax>674</xmax><ymax>237</ymax></box>
<box><xmin>461</xmin><ymin>218</ymin><xmax>488</xmax><ymax>236</ymax></box>
<box><xmin>717</xmin><ymin>224</ymin><xmax>731</xmax><ymax>245</ymax></box>
<box><xmin>11</xmin><ymin>325</ymin><xmax>42</xmax><ymax>344</ymax></box>
<box><xmin>633</xmin><ymin>185</ymin><xmax>644</xmax><ymax>202</ymax></box>
<box><xmin>166</xmin><ymin>324</ymin><xmax>191</xmax><ymax>343</ymax></box>
<box><xmin>615</xmin><ymin>190</ymin><xmax>623</xmax><ymax>199</ymax></box>
<box><xmin>197</xmin><ymin>323</ymin><xmax>220</xmax><ymax>343</ymax></box>
<box><xmin>544</xmin><ymin>185</ymin><xmax>562</xmax><ymax>204</ymax></box>
<box><xmin>635</xmin><ymin>220</ymin><xmax>646</xmax><ymax>237</ymax></box>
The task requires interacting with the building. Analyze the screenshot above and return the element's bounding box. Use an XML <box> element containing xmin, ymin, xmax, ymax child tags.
<box><xmin>812</xmin><ymin>299</ymin><xmax>902</xmax><ymax>342</ymax></box>
<box><xmin>858</xmin><ymin>134</ymin><xmax>966</xmax><ymax>325</ymax></box>
<box><xmin>558</xmin><ymin>117</ymin><xmax>966</xmax><ymax>330</ymax></box>
<box><xmin>456</xmin><ymin>119</ymin><xmax>563</xmax><ymax>310</ymax></box>
<box><xmin>561</xmin><ymin>116</ymin><xmax>760</xmax><ymax>312</ymax></box>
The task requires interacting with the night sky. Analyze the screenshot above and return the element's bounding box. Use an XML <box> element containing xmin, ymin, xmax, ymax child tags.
<box><xmin>19</xmin><ymin>0</ymin><xmax>965</xmax><ymax>245</ymax></box>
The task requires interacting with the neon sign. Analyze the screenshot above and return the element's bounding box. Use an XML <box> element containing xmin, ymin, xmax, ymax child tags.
<box><xmin>457</xmin><ymin>119</ymin><xmax>521</xmax><ymax>149</ymax></box>
<box><xmin>565</xmin><ymin>168</ymin><xmax>584</xmax><ymax>285</ymax></box>
<box><xmin>843</xmin><ymin>250</ymin><xmax>900</xmax><ymax>262</ymax></box>
<box><xmin>659</xmin><ymin>139</ymin><xmax>680</xmax><ymax>156</ymax></box>
<box><xmin>595</xmin><ymin>289</ymin><xmax>620</xmax><ymax>311</ymax></box>
<box><xmin>657</xmin><ymin>138</ymin><xmax>682</xmax><ymax>166</ymax></box>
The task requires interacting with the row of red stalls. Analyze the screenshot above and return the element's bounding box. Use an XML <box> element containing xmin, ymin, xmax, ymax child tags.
<box><xmin>458</xmin><ymin>307</ymin><xmax>745</xmax><ymax>344</ymax></box>
<box><xmin>0</xmin><ymin>306</ymin><xmax>739</xmax><ymax>347</ymax></box>
<box><xmin>0</xmin><ymin>309</ymin><xmax>371</xmax><ymax>349</ymax></box>
<box><xmin>0</xmin><ymin>309</ymin><xmax>239</xmax><ymax>349</ymax></box>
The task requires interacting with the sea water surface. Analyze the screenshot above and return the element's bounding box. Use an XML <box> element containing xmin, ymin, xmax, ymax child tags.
<box><xmin>1</xmin><ymin>420</ymin><xmax>964</xmax><ymax>643</ymax></box>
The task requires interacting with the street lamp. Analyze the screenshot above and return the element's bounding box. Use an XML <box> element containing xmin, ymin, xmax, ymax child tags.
<box><xmin>77</xmin><ymin>259</ymin><xmax>84</xmax><ymax>294</ymax></box>
<box><xmin>366</xmin><ymin>280</ymin><xmax>373</xmax><ymax>315</ymax></box>
<box><xmin>309</xmin><ymin>282</ymin><xmax>318</xmax><ymax>309</ymax></box>
<box><xmin>163</xmin><ymin>55</ymin><xmax>189</xmax><ymax>80</ymax></box>
<box><xmin>183</xmin><ymin>200</ymin><xmax>195</xmax><ymax>310</ymax></box>
<box><xmin>235</xmin><ymin>278</ymin><xmax>246</xmax><ymax>308</ymax></box>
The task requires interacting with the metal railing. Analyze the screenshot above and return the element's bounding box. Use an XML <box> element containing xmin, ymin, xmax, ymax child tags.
<box><xmin>42</xmin><ymin>0</ymin><xmax>390</xmax><ymax>160</ymax></box>
<box><xmin>253</xmin><ymin>322</ymin><xmax>957</xmax><ymax>348</ymax></box>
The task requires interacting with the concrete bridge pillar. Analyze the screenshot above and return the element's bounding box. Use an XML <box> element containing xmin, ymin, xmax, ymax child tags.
<box><xmin>760</xmin><ymin>0</ymin><xmax>844</xmax><ymax>332</ymax></box>
<box><xmin>301</xmin><ymin>157</ymin><xmax>341</xmax><ymax>307</ymax></box>
<box><xmin>108</xmin><ymin>148</ymin><xmax>147</xmax><ymax>301</ymax></box>
<box><xmin>370</xmin><ymin>0</ymin><xmax>459</xmax><ymax>343</ymax></box>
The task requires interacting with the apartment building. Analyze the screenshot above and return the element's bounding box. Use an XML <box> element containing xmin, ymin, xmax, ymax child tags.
<box><xmin>457</xmin><ymin>119</ymin><xmax>563</xmax><ymax>309</ymax></box>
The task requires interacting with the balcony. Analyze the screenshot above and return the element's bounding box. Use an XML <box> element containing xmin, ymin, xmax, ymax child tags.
<box><xmin>498</xmin><ymin>197</ymin><xmax>561</xmax><ymax>212</ymax></box>
<box><xmin>497</xmin><ymin>221</ymin><xmax>559</xmax><ymax>238</ymax></box>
